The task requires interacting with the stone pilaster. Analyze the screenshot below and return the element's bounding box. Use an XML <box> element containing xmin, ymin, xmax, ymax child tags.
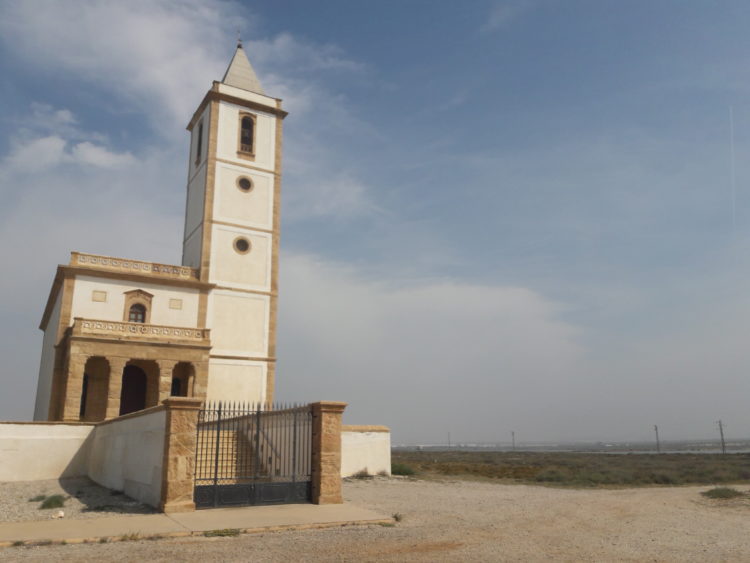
<box><xmin>159</xmin><ymin>396</ymin><xmax>203</xmax><ymax>513</ymax></box>
<box><xmin>310</xmin><ymin>401</ymin><xmax>347</xmax><ymax>504</ymax></box>
<box><xmin>105</xmin><ymin>357</ymin><xmax>128</xmax><ymax>419</ymax></box>
<box><xmin>61</xmin><ymin>354</ymin><xmax>87</xmax><ymax>421</ymax></box>
<box><xmin>158</xmin><ymin>360</ymin><xmax>178</xmax><ymax>403</ymax></box>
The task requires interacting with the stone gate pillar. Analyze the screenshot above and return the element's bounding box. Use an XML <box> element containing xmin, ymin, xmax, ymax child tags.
<box><xmin>310</xmin><ymin>401</ymin><xmax>347</xmax><ymax>504</ymax></box>
<box><xmin>159</xmin><ymin>396</ymin><xmax>203</xmax><ymax>513</ymax></box>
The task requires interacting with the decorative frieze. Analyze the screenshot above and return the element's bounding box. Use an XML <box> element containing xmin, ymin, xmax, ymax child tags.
<box><xmin>71</xmin><ymin>252</ymin><xmax>199</xmax><ymax>280</ymax></box>
<box><xmin>72</xmin><ymin>318</ymin><xmax>209</xmax><ymax>343</ymax></box>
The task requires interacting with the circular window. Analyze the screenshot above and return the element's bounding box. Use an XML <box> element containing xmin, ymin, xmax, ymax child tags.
<box><xmin>237</xmin><ymin>176</ymin><xmax>253</xmax><ymax>192</ymax></box>
<box><xmin>233</xmin><ymin>237</ymin><xmax>251</xmax><ymax>254</ymax></box>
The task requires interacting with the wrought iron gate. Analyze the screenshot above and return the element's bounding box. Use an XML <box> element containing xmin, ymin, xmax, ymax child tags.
<box><xmin>194</xmin><ymin>402</ymin><xmax>312</xmax><ymax>509</ymax></box>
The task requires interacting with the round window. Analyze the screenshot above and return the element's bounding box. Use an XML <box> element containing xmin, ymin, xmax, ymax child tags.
<box><xmin>233</xmin><ymin>237</ymin><xmax>251</xmax><ymax>254</ymax></box>
<box><xmin>237</xmin><ymin>176</ymin><xmax>253</xmax><ymax>192</ymax></box>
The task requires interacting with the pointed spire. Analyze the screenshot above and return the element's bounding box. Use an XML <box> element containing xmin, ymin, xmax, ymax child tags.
<box><xmin>222</xmin><ymin>41</ymin><xmax>265</xmax><ymax>95</ymax></box>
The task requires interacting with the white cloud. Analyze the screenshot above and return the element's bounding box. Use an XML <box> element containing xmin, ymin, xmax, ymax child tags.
<box><xmin>277</xmin><ymin>253</ymin><xmax>586</xmax><ymax>442</ymax></box>
<box><xmin>70</xmin><ymin>141</ymin><xmax>135</xmax><ymax>168</ymax></box>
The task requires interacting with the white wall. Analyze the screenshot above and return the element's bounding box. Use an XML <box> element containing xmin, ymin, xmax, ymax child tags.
<box><xmin>207</xmin><ymin>290</ymin><xmax>269</xmax><ymax>356</ymax></box>
<box><xmin>341</xmin><ymin>428</ymin><xmax>391</xmax><ymax>477</ymax></box>
<box><xmin>209</xmin><ymin>225</ymin><xmax>272</xmax><ymax>290</ymax></box>
<box><xmin>215</xmin><ymin>101</ymin><xmax>276</xmax><ymax>171</ymax></box>
<box><xmin>0</xmin><ymin>423</ymin><xmax>94</xmax><ymax>481</ymax></box>
<box><xmin>213</xmin><ymin>163</ymin><xmax>274</xmax><ymax>230</ymax></box>
<box><xmin>205</xmin><ymin>358</ymin><xmax>266</xmax><ymax>403</ymax></box>
<box><xmin>184</xmin><ymin>164</ymin><xmax>207</xmax><ymax>243</ymax></box>
<box><xmin>70</xmin><ymin>276</ymin><xmax>200</xmax><ymax>327</ymax></box>
<box><xmin>33</xmin><ymin>291</ymin><xmax>61</xmax><ymax>420</ymax></box>
<box><xmin>87</xmin><ymin>409</ymin><xmax>166</xmax><ymax>508</ymax></box>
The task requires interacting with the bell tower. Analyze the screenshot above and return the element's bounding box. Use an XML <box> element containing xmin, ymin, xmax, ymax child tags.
<box><xmin>182</xmin><ymin>43</ymin><xmax>287</xmax><ymax>404</ymax></box>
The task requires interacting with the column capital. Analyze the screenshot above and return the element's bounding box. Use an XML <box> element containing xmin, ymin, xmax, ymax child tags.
<box><xmin>158</xmin><ymin>359</ymin><xmax>179</xmax><ymax>372</ymax></box>
<box><xmin>108</xmin><ymin>357</ymin><xmax>129</xmax><ymax>369</ymax></box>
<box><xmin>311</xmin><ymin>401</ymin><xmax>347</xmax><ymax>415</ymax></box>
<box><xmin>162</xmin><ymin>397</ymin><xmax>203</xmax><ymax>411</ymax></box>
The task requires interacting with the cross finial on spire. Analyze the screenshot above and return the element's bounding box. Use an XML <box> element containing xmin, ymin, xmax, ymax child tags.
<box><xmin>236</xmin><ymin>28</ymin><xmax>242</xmax><ymax>49</ymax></box>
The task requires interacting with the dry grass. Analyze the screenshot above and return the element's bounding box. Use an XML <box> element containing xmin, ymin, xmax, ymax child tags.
<box><xmin>392</xmin><ymin>450</ymin><xmax>750</xmax><ymax>487</ymax></box>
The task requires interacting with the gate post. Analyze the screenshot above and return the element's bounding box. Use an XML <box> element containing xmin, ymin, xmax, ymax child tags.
<box><xmin>310</xmin><ymin>401</ymin><xmax>347</xmax><ymax>504</ymax></box>
<box><xmin>160</xmin><ymin>396</ymin><xmax>203</xmax><ymax>513</ymax></box>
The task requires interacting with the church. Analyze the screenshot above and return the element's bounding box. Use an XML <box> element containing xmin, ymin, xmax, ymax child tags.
<box><xmin>34</xmin><ymin>43</ymin><xmax>284</xmax><ymax>422</ymax></box>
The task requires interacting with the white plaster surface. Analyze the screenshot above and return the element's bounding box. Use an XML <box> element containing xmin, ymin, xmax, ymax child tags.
<box><xmin>184</xmin><ymin>164</ymin><xmax>207</xmax><ymax>240</ymax></box>
<box><xmin>214</xmin><ymin>163</ymin><xmax>274</xmax><ymax>230</ymax></box>
<box><xmin>0</xmin><ymin>423</ymin><xmax>94</xmax><ymax>481</ymax></box>
<box><xmin>182</xmin><ymin>226</ymin><xmax>202</xmax><ymax>269</ymax></box>
<box><xmin>209</xmin><ymin>225</ymin><xmax>271</xmax><ymax>290</ymax></box>
<box><xmin>215</xmin><ymin>101</ymin><xmax>276</xmax><ymax>170</ymax></box>
<box><xmin>341</xmin><ymin>430</ymin><xmax>392</xmax><ymax>477</ymax></box>
<box><xmin>205</xmin><ymin>359</ymin><xmax>266</xmax><ymax>403</ymax></box>
<box><xmin>217</xmin><ymin>82</ymin><xmax>278</xmax><ymax>109</ymax></box>
<box><xmin>87</xmin><ymin>409</ymin><xmax>166</xmax><ymax>508</ymax></box>
<box><xmin>70</xmin><ymin>276</ymin><xmax>200</xmax><ymax>327</ymax></box>
<box><xmin>207</xmin><ymin>290</ymin><xmax>269</xmax><ymax>356</ymax></box>
<box><xmin>187</xmin><ymin>105</ymin><xmax>210</xmax><ymax>178</ymax></box>
<box><xmin>33</xmin><ymin>291</ymin><xmax>61</xmax><ymax>420</ymax></box>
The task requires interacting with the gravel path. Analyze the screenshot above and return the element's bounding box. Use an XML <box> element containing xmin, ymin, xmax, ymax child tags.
<box><xmin>4</xmin><ymin>477</ymin><xmax>750</xmax><ymax>561</ymax></box>
<box><xmin>0</xmin><ymin>478</ymin><xmax>156</xmax><ymax>523</ymax></box>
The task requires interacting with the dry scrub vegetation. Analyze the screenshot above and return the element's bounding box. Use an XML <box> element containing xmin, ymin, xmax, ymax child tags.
<box><xmin>391</xmin><ymin>450</ymin><xmax>750</xmax><ymax>487</ymax></box>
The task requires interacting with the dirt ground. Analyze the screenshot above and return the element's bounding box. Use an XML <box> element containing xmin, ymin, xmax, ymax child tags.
<box><xmin>0</xmin><ymin>478</ymin><xmax>156</xmax><ymax>523</ymax></box>
<box><xmin>5</xmin><ymin>477</ymin><xmax>750</xmax><ymax>562</ymax></box>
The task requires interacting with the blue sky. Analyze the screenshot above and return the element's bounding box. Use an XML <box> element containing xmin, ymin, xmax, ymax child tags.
<box><xmin>1</xmin><ymin>0</ymin><xmax>750</xmax><ymax>444</ymax></box>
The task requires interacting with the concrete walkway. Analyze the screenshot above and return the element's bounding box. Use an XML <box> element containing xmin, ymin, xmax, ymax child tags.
<box><xmin>0</xmin><ymin>503</ymin><xmax>391</xmax><ymax>546</ymax></box>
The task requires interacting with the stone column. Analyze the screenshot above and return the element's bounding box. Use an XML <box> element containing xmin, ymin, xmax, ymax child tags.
<box><xmin>159</xmin><ymin>396</ymin><xmax>203</xmax><ymax>513</ymax></box>
<box><xmin>61</xmin><ymin>354</ymin><xmax>88</xmax><ymax>421</ymax></box>
<box><xmin>105</xmin><ymin>357</ymin><xmax>128</xmax><ymax>420</ymax></box>
<box><xmin>193</xmin><ymin>361</ymin><xmax>209</xmax><ymax>399</ymax></box>
<box><xmin>158</xmin><ymin>360</ymin><xmax>178</xmax><ymax>403</ymax></box>
<box><xmin>310</xmin><ymin>401</ymin><xmax>347</xmax><ymax>504</ymax></box>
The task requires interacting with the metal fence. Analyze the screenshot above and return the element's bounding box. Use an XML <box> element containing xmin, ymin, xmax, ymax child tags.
<box><xmin>194</xmin><ymin>402</ymin><xmax>313</xmax><ymax>508</ymax></box>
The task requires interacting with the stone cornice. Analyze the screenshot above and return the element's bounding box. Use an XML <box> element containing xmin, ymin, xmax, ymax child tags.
<box><xmin>71</xmin><ymin>252</ymin><xmax>199</xmax><ymax>281</ymax></box>
<box><xmin>186</xmin><ymin>89</ymin><xmax>287</xmax><ymax>131</ymax></box>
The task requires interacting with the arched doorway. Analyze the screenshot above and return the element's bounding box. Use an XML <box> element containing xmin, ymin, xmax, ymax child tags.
<box><xmin>171</xmin><ymin>362</ymin><xmax>195</xmax><ymax>397</ymax></box>
<box><xmin>119</xmin><ymin>365</ymin><xmax>147</xmax><ymax>415</ymax></box>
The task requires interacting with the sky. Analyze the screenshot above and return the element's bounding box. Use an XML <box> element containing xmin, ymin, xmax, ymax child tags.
<box><xmin>1</xmin><ymin>0</ymin><xmax>750</xmax><ymax>445</ymax></box>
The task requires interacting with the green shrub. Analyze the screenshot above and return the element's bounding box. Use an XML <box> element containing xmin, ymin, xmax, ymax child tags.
<box><xmin>701</xmin><ymin>487</ymin><xmax>745</xmax><ymax>499</ymax></box>
<box><xmin>28</xmin><ymin>494</ymin><xmax>46</xmax><ymax>502</ymax></box>
<box><xmin>39</xmin><ymin>495</ymin><xmax>66</xmax><ymax>509</ymax></box>
<box><xmin>391</xmin><ymin>462</ymin><xmax>416</xmax><ymax>476</ymax></box>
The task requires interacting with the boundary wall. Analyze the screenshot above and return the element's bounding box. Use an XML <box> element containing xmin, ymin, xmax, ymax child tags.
<box><xmin>341</xmin><ymin>425</ymin><xmax>391</xmax><ymax>477</ymax></box>
<box><xmin>0</xmin><ymin>399</ymin><xmax>351</xmax><ymax>511</ymax></box>
<box><xmin>0</xmin><ymin>422</ymin><xmax>94</xmax><ymax>481</ymax></box>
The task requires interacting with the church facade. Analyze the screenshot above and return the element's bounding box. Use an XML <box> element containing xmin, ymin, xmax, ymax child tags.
<box><xmin>34</xmin><ymin>45</ymin><xmax>285</xmax><ymax>422</ymax></box>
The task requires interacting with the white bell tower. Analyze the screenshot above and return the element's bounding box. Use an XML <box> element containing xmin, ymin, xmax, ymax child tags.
<box><xmin>182</xmin><ymin>43</ymin><xmax>286</xmax><ymax>404</ymax></box>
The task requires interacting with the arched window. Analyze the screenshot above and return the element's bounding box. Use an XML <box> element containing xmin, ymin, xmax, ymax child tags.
<box><xmin>239</xmin><ymin>115</ymin><xmax>254</xmax><ymax>154</ymax></box>
<box><xmin>194</xmin><ymin>120</ymin><xmax>204</xmax><ymax>165</ymax></box>
<box><xmin>128</xmin><ymin>304</ymin><xmax>146</xmax><ymax>323</ymax></box>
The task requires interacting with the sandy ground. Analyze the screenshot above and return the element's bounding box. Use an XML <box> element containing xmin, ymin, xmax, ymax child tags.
<box><xmin>5</xmin><ymin>477</ymin><xmax>750</xmax><ymax>562</ymax></box>
<box><xmin>0</xmin><ymin>478</ymin><xmax>156</xmax><ymax>523</ymax></box>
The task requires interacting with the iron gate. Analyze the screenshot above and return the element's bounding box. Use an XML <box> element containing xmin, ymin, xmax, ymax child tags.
<box><xmin>194</xmin><ymin>402</ymin><xmax>312</xmax><ymax>509</ymax></box>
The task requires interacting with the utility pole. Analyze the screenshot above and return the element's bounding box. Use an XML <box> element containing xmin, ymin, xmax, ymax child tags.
<box><xmin>717</xmin><ymin>420</ymin><xmax>727</xmax><ymax>455</ymax></box>
<box><xmin>447</xmin><ymin>431</ymin><xmax>451</xmax><ymax>449</ymax></box>
<box><xmin>654</xmin><ymin>425</ymin><xmax>661</xmax><ymax>454</ymax></box>
<box><xmin>511</xmin><ymin>431</ymin><xmax>516</xmax><ymax>451</ymax></box>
